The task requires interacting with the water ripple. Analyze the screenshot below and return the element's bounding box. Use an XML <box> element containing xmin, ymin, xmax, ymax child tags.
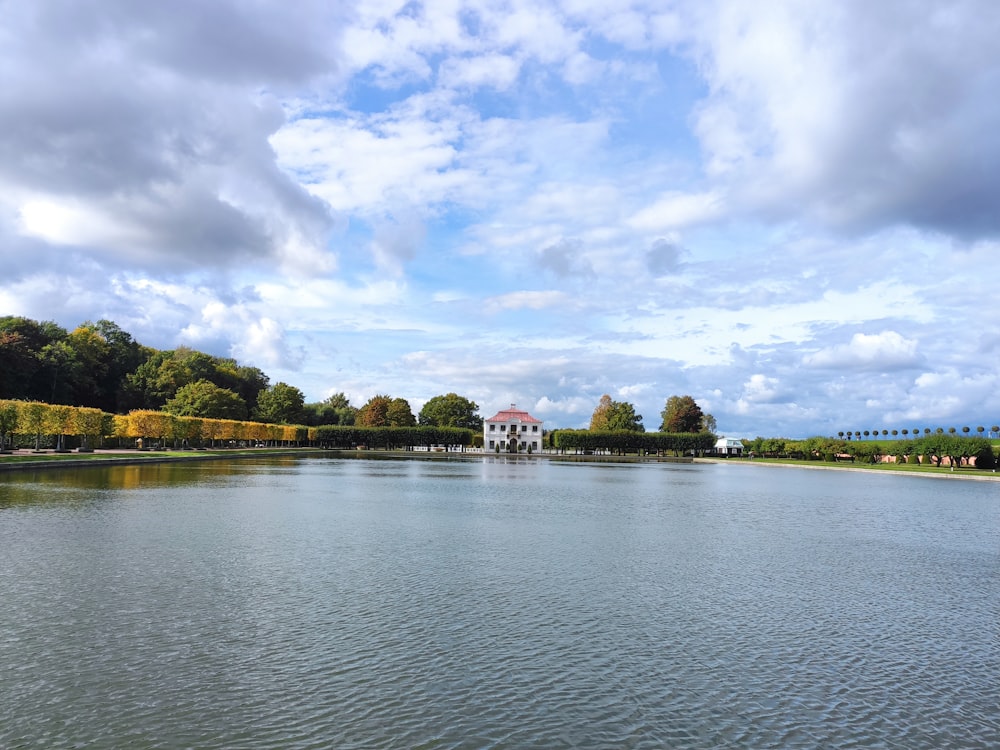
<box><xmin>1</xmin><ymin>458</ymin><xmax>998</xmax><ymax>748</ymax></box>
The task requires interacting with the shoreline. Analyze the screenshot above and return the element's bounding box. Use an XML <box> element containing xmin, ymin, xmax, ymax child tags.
<box><xmin>694</xmin><ymin>456</ymin><xmax>1000</xmax><ymax>482</ymax></box>
<box><xmin>2</xmin><ymin>448</ymin><xmax>998</xmax><ymax>481</ymax></box>
<box><xmin>0</xmin><ymin>447</ymin><xmax>694</xmax><ymax>474</ymax></box>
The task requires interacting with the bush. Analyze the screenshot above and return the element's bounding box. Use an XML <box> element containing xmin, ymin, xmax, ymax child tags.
<box><xmin>907</xmin><ymin>453</ymin><xmax>920</xmax><ymax>465</ymax></box>
<box><xmin>973</xmin><ymin>447</ymin><xmax>996</xmax><ymax>470</ymax></box>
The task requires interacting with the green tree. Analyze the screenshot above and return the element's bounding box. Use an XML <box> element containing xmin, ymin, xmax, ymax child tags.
<box><xmin>387</xmin><ymin>397</ymin><xmax>416</xmax><ymax>427</ymax></box>
<box><xmin>65</xmin><ymin>324</ymin><xmax>110</xmax><ymax>407</ymax></box>
<box><xmin>88</xmin><ymin>320</ymin><xmax>149</xmax><ymax>412</ymax></box>
<box><xmin>254</xmin><ymin>382</ymin><xmax>306</xmax><ymax>424</ymax></box>
<box><xmin>164</xmin><ymin>380</ymin><xmax>248</xmax><ymax>420</ymax></box>
<box><xmin>38</xmin><ymin>340</ymin><xmax>82</xmax><ymax>404</ymax></box>
<box><xmin>418</xmin><ymin>393</ymin><xmax>482</xmax><ymax>430</ymax></box>
<box><xmin>590</xmin><ymin>394</ymin><xmax>644</xmax><ymax>431</ymax></box>
<box><xmin>0</xmin><ymin>316</ymin><xmax>67</xmax><ymax>400</ymax></box>
<box><xmin>303</xmin><ymin>392</ymin><xmax>357</xmax><ymax>426</ymax></box>
<box><xmin>659</xmin><ymin>395</ymin><xmax>704</xmax><ymax>433</ymax></box>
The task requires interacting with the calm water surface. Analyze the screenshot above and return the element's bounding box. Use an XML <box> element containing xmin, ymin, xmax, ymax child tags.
<box><xmin>1</xmin><ymin>457</ymin><xmax>998</xmax><ymax>749</ymax></box>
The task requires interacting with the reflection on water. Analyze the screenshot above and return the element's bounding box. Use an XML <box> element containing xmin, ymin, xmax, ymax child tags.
<box><xmin>1</xmin><ymin>457</ymin><xmax>998</xmax><ymax>749</ymax></box>
<box><xmin>0</xmin><ymin>456</ymin><xmax>305</xmax><ymax>504</ymax></box>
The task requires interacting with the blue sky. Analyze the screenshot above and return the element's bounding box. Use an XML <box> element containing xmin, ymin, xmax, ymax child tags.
<box><xmin>2</xmin><ymin>0</ymin><xmax>999</xmax><ymax>437</ymax></box>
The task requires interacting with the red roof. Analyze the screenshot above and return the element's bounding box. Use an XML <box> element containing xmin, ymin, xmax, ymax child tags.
<box><xmin>484</xmin><ymin>404</ymin><xmax>542</xmax><ymax>424</ymax></box>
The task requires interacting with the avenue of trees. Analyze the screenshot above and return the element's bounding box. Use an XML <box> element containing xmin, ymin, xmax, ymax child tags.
<box><xmin>0</xmin><ymin>398</ymin><xmax>314</xmax><ymax>452</ymax></box>
<box><xmin>742</xmin><ymin>434</ymin><xmax>995</xmax><ymax>469</ymax></box>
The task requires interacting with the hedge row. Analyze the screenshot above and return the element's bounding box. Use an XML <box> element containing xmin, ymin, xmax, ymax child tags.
<box><xmin>314</xmin><ymin>425</ymin><xmax>476</xmax><ymax>450</ymax></box>
<box><xmin>0</xmin><ymin>399</ymin><xmax>315</xmax><ymax>450</ymax></box>
<box><xmin>550</xmin><ymin>429</ymin><xmax>717</xmax><ymax>455</ymax></box>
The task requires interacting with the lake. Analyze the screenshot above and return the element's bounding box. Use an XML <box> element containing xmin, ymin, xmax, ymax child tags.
<box><xmin>1</xmin><ymin>456</ymin><xmax>998</xmax><ymax>748</ymax></box>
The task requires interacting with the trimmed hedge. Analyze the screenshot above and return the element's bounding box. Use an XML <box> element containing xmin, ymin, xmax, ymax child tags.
<box><xmin>552</xmin><ymin>429</ymin><xmax>716</xmax><ymax>455</ymax></box>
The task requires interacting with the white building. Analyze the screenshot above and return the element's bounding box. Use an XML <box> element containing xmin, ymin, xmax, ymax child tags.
<box><xmin>714</xmin><ymin>437</ymin><xmax>745</xmax><ymax>456</ymax></box>
<box><xmin>484</xmin><ymin>404</ymin><xmax>543</xmax><ymax>453</ymax></box>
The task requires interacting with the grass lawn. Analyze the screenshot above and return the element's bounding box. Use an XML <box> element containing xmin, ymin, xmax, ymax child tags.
<box><xmin>727</xmin><ymin>457</ymin><xmax>998</xmax><ymax>478</ymax></box>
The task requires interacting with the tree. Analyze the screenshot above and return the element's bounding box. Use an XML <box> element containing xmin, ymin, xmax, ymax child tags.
<box><xmin>0</xmin><ymin>317</ymin><xmax>67</xmax><ymax>401</ymax></box>
<box><xmin>387</xmin><ymin>397</ymin><xmax>416</xmax><ymax>427</ymax></box>
<box><xmin>17</xmin><ymin>401</ymin><xmax>49</xmax><ymax>451</ymax></box>
<box><xmin>87</xmin><ymin>320</ymin><xmax>149</xmax><ymax>412</ymax></box>
<box><xmin>303</xmin><ymin>392</ymin><xmax>357</xmax><ymax>426</ymax></box>
<box><xmin>590</xmin><ymin>394</ymin><xmax>644</xmax><ymax>431</ymax></box>
<box><xmin>0</xmin><ymin>400</ymin><xmax>18</xmax><ymax>451</ymax></box>
<box><xmin>38</xmin><ymin>340</ymin><xmax>82</xmax><ymax>404</ymax></box>
<box><xmin>701</xmin><ymin>413</ymin><xmax>718</xmax><ymax>434</ymax></box>
<box><xmin>419</xmin><ymin>393</ymin><xmax>482</xmax><ymax>430</ymax></box>
<box><xmin>659</xmin><ymin>395</ymin><xmax>704</xmax><ymax>433</ymax></box>
<box><xmin>211</xmin><ymin>360</ymin><xmax>269</xmax><ymax>414</ymax></box>
<box><xmin>66</xmin><ymin>325</ymin><xmax>110</xmax><ymax>407</ymax></box>
<box><xmin>164</xmin><ymin>380</ymin><xmax>248</xmax><ymax>420</ymax></box>
<box><xmin>74</xmin><ymin>407</ymin><xmax>106</xmax><ymax>450</ymax></box>
<box><xmin>254</xmin><ymin>382</ymin><xmax>306</xmax><ymax>424</ymax></box>
<box><xmin>46</xmin><ymin>404</ymin><xmax>76</xmax><ymax>451</ymax></box>
<box><xmin>356</xmin><ymin>395</ymin><xmax>392</xmax><ymax>427</ymax></box>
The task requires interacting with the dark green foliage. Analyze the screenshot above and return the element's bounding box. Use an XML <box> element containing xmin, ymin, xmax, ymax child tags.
<box><xmin>0</xmin><ymin>316</ymin><xmax>67</xmax><ymax>401</ymax></box>
<box><xmin>163</xmin><ymin>380</ymin><xmax>248</xmax><ymax>420</ymax></box>
<box><xmin>315</xmin><ymin>425</ymin><xmax>475</xmax><ymax>451</ymax></box>
<box><xmin>254</xmin><ymin>382</ymin><xmax>306</xmax><ymax>424</ymax></box>
<box><xmin>553</xmin><ymin>429</ymin><xmax>716</xmax><ymax>455</ymax></box>
<box><xmin>303</xmin><ymin>392</ymin><xmax>357</xmax><ymax>426</ymax></box>
<box><xmin>387</xmin><ymin>398</ymin><xmax>416</xmax><ymax>427</ymax></box>
<box><xmin>0</xmin><ymin>316</ymin><xmax>281</xmax><ymax>417</ymax></box>
<box><xmin>659</xmin><ymin>395</ymin><xmax>704</xmax><ymax>433</ymax></box>
<box><xmin>590</xmin><ymin>395</ymin><xmax>644</xmax><ymax>431</ymax></box>
<box><xmin>418</xmin><ymin>393</ymin><xmax>482</xmax><ymax>430</ymax></box>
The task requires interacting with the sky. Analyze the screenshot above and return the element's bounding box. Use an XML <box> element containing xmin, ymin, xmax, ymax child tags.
<box><xmin>2</xmin><ymin>0</ymin><xmax>999</xmax><ymax>437</ymax></box>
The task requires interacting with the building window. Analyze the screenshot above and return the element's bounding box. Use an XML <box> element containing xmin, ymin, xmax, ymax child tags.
<box><xmin>489</xmin><ymin>424</ymin><xmax>495</xmax><ymax>431</ymax></box>
<box><xmin>489</xmin><ymin>440</ymin><xmax>495</xmax><ymax>449</ymax></box>
<box><xmin>500</xmin><ymin>425</ymin><xmax>506</xmax><ymax>431</ymax></box>
<box><xmin>532</xmin><ymin>425</ymin><xmax>538</xmax><ymax>432</ymax></box>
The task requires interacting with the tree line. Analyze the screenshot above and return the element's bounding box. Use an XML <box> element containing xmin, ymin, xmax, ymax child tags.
<box><xmin>0</xmin><ymin>317</ymin><xmax>487</xmax><ymax>430</ymax></box>
<box><xmin>742</xmin><ymin>434</ymin><xmax>995</xmax><ymax>468</ymax></box>
<box><xmin>588</xmin><ymin>393</ymin><xmax>716</xmax><ymax>433</ymax></box>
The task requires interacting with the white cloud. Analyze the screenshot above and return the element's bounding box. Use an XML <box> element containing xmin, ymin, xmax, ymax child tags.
<box><xmin>484</xmin><ymin>290</ymin><xmax>571</xmax><ymax>313</ymax></box>
<box><xmin>684</xmin><ymin>0</ymin><xmax>1000</xmax><ymax>234</ymax></box>
<box><xmin>804</xmin><ymin>331</ymin><xmax>920</xmax><ymax>371</ymax></box>
<box><xmin>439</xmin><ymin>54</ymin><xmax>521</xmax><ymax>90</ymax></box>
<box><xmin>739</xmin><ymin>374</ymin><xmax>787</xmax><ymax>405</ymax></box>
<box><xmin>628</xmin><ymin>191</ymin><xmax>725</xmax><ymax>231</ymax></box>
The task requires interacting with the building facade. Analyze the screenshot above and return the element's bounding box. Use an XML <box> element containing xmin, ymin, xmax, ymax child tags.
<box><xmin>484</xmin><ymin>404</ymin><xmax>543</xmax><ymax>453</ymax></box>
<box><xmin>714</xmin><ymin>437</ymin><xmax>744</xmax><ymax>456</ymax></box>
